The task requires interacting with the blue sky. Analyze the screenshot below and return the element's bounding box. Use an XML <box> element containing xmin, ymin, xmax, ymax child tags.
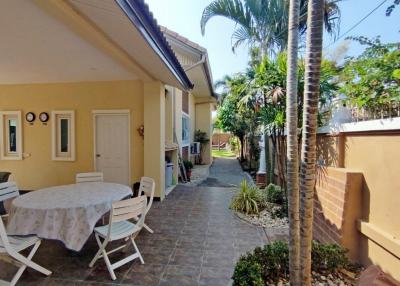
<box><xmin>145</xmin><ymin>0</ymin><xmax>399</xmax><ymax>82</ymax></box>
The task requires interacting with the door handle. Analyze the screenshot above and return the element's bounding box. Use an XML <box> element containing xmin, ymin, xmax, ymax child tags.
<box><xmin>96</xmin><ymin>154</ymin><xmax>101</xmax><ymax>158</ymax></box>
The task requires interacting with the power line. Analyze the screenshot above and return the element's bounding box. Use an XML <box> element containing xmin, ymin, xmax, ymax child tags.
<box><xmin>324</xmin><ymin>0</ymin><xmax>388</xmax><ymax>49</ymax></box>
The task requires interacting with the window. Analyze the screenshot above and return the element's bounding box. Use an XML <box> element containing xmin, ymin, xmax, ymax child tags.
<box><xmin>52</xmin><ymin>111</ymin><xmax>75</xmax><ymax>161</ymax></box>
<box><xmin>182</xmin><ymin>113</ymin><xmax>190</xmax><ymax>146</ymax></box>
<box><xmin>0</xmin><ymin>111</ymin><xmax>22</xmax><ymax>160</ymax></box>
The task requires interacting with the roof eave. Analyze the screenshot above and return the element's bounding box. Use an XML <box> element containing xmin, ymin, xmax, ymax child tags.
<box><xmin>202</xmin><ymin>54</ymin><xmax>217</xmax><ymax>99</ymax></box>
<box><xmin>161</xmin><ymin>27</ymin><xmax>216</xmax><ymax>98</ymax></box>
<box><xmin>115</xmin><ymin>0</ymin><xmax>194</xmax><ymax>90</ymax></box>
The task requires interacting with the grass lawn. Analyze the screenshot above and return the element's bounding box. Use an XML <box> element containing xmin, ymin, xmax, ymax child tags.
<box><xmin>212</xmin><ymin>149</ymin><xmax>237</xmax><ymax>158</ymax></box>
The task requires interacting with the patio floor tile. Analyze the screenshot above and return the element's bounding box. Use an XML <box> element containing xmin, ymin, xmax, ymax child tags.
<box><xmin>1</xmin><ymin>184</ymin><xmax>268</xmax><ymax>286</ymax></box>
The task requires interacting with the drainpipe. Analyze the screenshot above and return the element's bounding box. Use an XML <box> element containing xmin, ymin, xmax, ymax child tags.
<box><xmin>172</xmin><ymin>88</ymin><xmax>176</xmax><ymax>142</ymax></box>
<box><xmin>184</xmin><ymin>55</ymin><xmax>206</xmax><ymax>72</ymax></box>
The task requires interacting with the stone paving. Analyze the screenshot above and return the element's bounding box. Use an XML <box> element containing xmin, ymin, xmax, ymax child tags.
<box><xmin>0</xmin><ymin>158</ymin><xmax>273</xmax><ymax>286</ymax></box>
<box><xmin>199</xmin><ymin>157</ymin><xmax>251</xmax><ymax>188</ymax></box>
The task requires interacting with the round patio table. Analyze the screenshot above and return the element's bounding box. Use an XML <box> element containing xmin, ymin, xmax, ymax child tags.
<box><xmin>7</xmin><ymin>182</ymin><xmax>132</xmax><ymax>251</ymax></box>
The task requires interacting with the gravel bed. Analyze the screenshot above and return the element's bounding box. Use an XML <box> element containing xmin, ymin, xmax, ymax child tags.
<box><xmin>266</xmin><ymin>270</ymin><xmax>359</xmax><ymax>286</ymax></box>
<box><xmin>235</xmin><ymin>206</ymin><xmax>288</xmax><ymax>228</ymax></box>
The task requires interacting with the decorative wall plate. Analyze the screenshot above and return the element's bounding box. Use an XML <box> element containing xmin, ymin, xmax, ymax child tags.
<box><xmin>39</xmin><ymin>112</ymin><xmax>49</xmax><ymax>123</ymax></box>
<box><xmin>26</xmin><ymin>112</ymin><xmax>36</xmax><ymax>123</ymax></box>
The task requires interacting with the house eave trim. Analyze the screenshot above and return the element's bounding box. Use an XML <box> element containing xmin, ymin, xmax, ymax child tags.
<box><xmin>164</xmin><ymin>33</ymin><xmax>216</xmax><ymax>99</ymax></box>
<box><xmin>115</xmin><ymin>0</ymin><xmax>193</xmax><ymax>90</ymax></box>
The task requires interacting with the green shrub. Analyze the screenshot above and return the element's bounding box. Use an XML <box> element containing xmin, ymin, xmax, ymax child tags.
<box><xmin>257</xmin><ymin>241</ymin><xmax>289</xmax><ymax>281</ymax></box>
<box><xmin>229</xmin><ymin>137</ymin><xmax>239</xmax><ymax>152</ymax></box>
<box><xmin>266</xmin><ymin>184</ymin><xmax>284</xmax><ymax>204</ymax></box>
<box><xmin>270</xmin><ymin>200</ymin><xmax>288</xmax><ymax>219</ymax></box>
<box><xmin>232</xmin><ymin>241</ymin><xmax>349</xmax><ymax>285</ymax></box>
<box><xmin>183</xmin><ymin>160</ymin><xmax>193</xmax><ymax>171</ymax></box>
<box><xmin>232</xmin><ymin>257</ymin><xmax>263</xmax><ymax>286</ymax></box>
<box><xmin>312</xmin><ymin>241</ymin><xmax>349</xmax><ymax>272</ymax></box>
<box><xmin>232</xmin><ymin>241</ymin><xmax>288</xmax><ymax>285</ymax></box>
<box><xmin>230</xmin><ymin>180</ymin><xmax>262</xmax><ymax>215</ymax></box>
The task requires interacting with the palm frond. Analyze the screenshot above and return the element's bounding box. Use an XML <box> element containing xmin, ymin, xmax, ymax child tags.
<box><xmin>268</xmin><ymin>87</ymin><xmax>285</xmax><ymax>104</ymax></box>
<box><xmin>299</xmin><ymin>0</ymin><xmax>341</xmax><ymax>38</ymax></box>
<box><xmin>323</xmin><ymin>0</ymin><xmax>341</xmax><ymax>38</ymax></box>
<box><xmin>231</xmin><ymin>26</ymin><xmax>253</xmax><ymax>52</ymax></box>
<box><xmin>200</xmin><ymin>0</ymin><xmax>252</xmax><ymax>35</ymax></box>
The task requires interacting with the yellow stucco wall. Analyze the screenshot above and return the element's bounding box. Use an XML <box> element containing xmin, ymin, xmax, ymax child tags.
<box><xmin>0</xmin><ymin>80</ymin><xmax>144</xmax><ymax>190</ymax></box>
<box><xmin>143</xmin><ymin>82</ymin><xmax>165</xmax><ymax>199</ymax></box>
<box><xmin>317</xmin><ymin>133</ymin><xmax>400</xmax><ymax>281</ymax></box>
<box><xmin>174</xmin><ymin>88</ymin><xmax>183</xmax><ymax>148</ymax></box>
<box><xmin>195</xmin><ymin>102</ymin><xmax>212</xmax><ymax>165</ymax></box>
<box><xmin>189</xmin><ymin>93</ymin><xmax>196</xmax><ymax>158</ymax></box>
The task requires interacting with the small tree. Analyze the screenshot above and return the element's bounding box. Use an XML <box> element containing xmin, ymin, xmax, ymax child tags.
<box><xmin>194</xmin><ymin>130</ymin><xmax>210</xmax><ymax>164</ymax></box>
<box><xmin>340</xmin><ymin>36</ymin><xmax>400</xmax><ymax>113</ymax></box>
<box><xmin>216</xmin><ymin>73</ymin><xmax>259</xmax><ymax>162</ymax></box>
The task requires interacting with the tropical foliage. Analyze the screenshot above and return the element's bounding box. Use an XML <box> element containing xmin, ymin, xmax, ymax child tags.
<box><xmin>265</xmin><ymin>183</ymin><xmax>284</xmax><ymax>204</ymax></box>
<box><xmin>216</xmin><ymin>51</ymin><xmax>340</xmax><ymax>185</ymax></box>
<box><xmin>232</xmin><ymin>241</ymin><xmax>349</xmax><ymax>285</ymax></box>
<box><xmin>230</xmin><ymin>180</ymin><xmax>263</xmax><ymax>214</ymax></box>
<box><xmin>215</xmin><ymin>72</ymin><xmax>260</xmax><ymax>165</ymax></box>
<box><xmin>201</xmin><ymin>0</ymin><xmax>341</xmax><ymax>55</ymax></box>
<box><xmin>340</xmin><ymin>37</ymin><xmax>400</xmax><ymax>111</ymax></box>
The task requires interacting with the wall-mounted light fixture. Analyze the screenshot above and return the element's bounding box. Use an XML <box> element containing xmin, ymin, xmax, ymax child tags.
<box><xmin>137</xmin><ymin>125</ymin><xmax>144</xmax><ymax>137</ymax></box>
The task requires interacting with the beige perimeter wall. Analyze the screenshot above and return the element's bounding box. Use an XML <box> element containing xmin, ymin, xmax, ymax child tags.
<box><xmin>317</xmin><ymin>132</ymin><xmax>400</xmax><ymax>281</ymax></box>
<box><xmin>0</xmin><ymin>80</ymin><xmax>144</xmax><ymax>190</ymax></box>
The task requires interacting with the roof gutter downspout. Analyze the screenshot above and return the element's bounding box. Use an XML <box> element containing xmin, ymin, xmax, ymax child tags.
<box><xmin>184</xmin><ymin>55</ymin><xmax>206</xmax><ymax>72</ymax></box>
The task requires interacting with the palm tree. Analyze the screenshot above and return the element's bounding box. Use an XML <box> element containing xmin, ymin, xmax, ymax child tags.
<box><xmin>299</xmin><ymin>0</ymin><xmax>325</xmax><ymax>284</ymax></box>
<box><xmin>285</xmin><ymin>0</ymin><xmax>301</xmax><ymax>284</ymax></box>
<box><xmin>201</xmin><ymin>0</ymin><xmax>287</xmax><ymax>55</ymax></box>
<box><xmin>200</xmin><ymin>0</ymin><xmax>341</xmax><ymax>56</ymax></box>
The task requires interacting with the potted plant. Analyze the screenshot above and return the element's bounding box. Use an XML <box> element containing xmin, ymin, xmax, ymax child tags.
<box><xmin>194</xmin><ymin>130</ymin><xmax>210</xmax><ymax>164</ymax></box>
<box><xmin>183</xmin><ymin>160</ymin><xmax>193</xmax><ymax>181</ymax></box>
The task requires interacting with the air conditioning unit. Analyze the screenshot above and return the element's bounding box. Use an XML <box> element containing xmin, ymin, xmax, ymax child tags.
<box><xmin>190</xmin><ymin>142</ymin><xmax>200</xmax><ymax>155</ymax></box>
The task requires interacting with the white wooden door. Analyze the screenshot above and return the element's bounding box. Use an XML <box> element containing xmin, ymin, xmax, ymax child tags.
<box><xmin>95</xmin><ymin>113</ymin><xmax>130</xmax><ymax>185</ymax></box>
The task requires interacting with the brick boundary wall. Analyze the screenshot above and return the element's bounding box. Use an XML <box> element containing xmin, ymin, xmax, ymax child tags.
<box><xmin>313</xmin><ymin>167</ymin><xmax>363</xmax><ymax>260</ymax></box>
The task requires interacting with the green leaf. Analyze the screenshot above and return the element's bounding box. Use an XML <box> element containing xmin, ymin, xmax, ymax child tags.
<box><xmin>393</xmin><ymin>69</ymin><xmax>400</xmax><ymax>79</ymax></box>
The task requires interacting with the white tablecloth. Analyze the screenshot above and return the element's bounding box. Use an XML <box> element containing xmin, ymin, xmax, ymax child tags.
<box><xmin>7</xmin><ymin>182</ymin><xmax>132</xmax><ymax>251</ymax></box>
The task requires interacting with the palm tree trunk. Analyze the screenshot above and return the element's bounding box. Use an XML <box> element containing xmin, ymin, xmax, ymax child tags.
<box><xmin>300</xmin><ymin>0</ymin><xmax>325</xmax><ymax>284</ymax></box>
<box><xmin>239</xmin><ymin>136</ymin><xmax>245</xmax><ymax>161</ymax></box>
<box><xmin>286</xmin><ymin>0</ymin><xmax>301</xmax><ymax>279</ymax></box>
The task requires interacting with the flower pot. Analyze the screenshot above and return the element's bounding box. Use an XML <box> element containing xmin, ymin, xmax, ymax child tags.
<box><xmin>186</xmin><ymin>170</ymin><xmax>192</xmax><ymax>181</ymax></box>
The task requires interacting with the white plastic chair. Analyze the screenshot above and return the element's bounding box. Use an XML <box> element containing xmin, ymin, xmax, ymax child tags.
<box><xmin>0</xmin><ymin>182</ymin><xmax>52</xmax><ymax>286</ymax></box>
<box><xmin>89</xmin><ymin>196</ymin><xmax>147</xmax><ymax>281</ymax></box>
<box><xmin>76</xmin><ymin>172</ymin><xmax>106</xmax><ymax>223</ymax></box>
<box><xmin>76</xmin><ymin>172</ymin><xmax>104</xmax><ymax>183</ymax></box>
<box><xmin>0</xmin><ymin>182</ymin><xmax>19</xmax><ymax>221</ymax></box>
<box><xmin>135</xmin><ymin>177</ymin><xmax>155</xmax><ymax>234</ymax></box>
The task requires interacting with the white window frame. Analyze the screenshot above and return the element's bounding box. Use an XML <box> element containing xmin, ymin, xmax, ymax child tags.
<box><xmin>0</xmin><ymin>111</ymin><xmax>23</xmax><ymax>160</ymax></box>
<box><xmin>182</xmin><ymin>112</ymin><xmax>190</xmax><ymax>147</ymax></box>
<box><xmin>52</xmin><ymin>110</ymin><xmax>75</xmax><ymax>161</ymax></box>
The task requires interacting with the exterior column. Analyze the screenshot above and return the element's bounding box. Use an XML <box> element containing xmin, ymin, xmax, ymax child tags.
<box><xmin>195</xmin><ymin>102</ymin><xmax>212</xmax><ymax>165</ymax></box>
<box><xmin>256</xmin><ymin>134</ymin><xmax>267</xmax><ymax>187</ymax></box>
<box><xmin>144</xmin><ymin>81</ymin><xmax>165</xmax><ymax>200</ymax></box>
<box><xmin>164</xmin><ymin>86</ymin><xmax>174</xmax><ymax>144</ymax></box>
